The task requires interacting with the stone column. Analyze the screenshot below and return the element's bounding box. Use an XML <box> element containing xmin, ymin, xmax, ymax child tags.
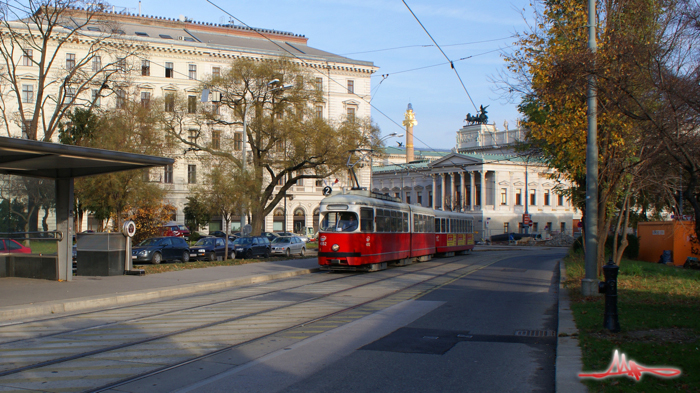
<box><xmin>441</xmin><ymin>173</ymin><xmax>446</xmax><ymax>210</ymax></box>
<box><xmin>403</xmin><ymin>103</ymin><xmax>417</xmax><ymax>163</ymax></box>
<box><xmin>469</xmin><ymin>171</ymin><xmax>475</xmax><ymax>210</ymax></box>
<box><xmin>479</xmin><ymin>170</ymin><xmax>486</xmax><ymax>209</ymax></box>
<box><xmin>432</xmin><ymin>175</ymin><xmax>437</xmax><ymax>209</ymax></box>
<box><xmin>460</xmin><ymin>171</ymin><xmax>466</xmax><ymax>211</ymax></box>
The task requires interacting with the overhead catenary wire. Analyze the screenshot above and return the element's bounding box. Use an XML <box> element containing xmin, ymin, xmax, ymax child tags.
<box><xmin>340</xmin><ymin>36</ymin><xmax>516</xmax><ymax>56</ymax></box>
<box><xmin>401</xmin><ymin>0</ymin><xmax>478</xmax><ymax>113</ymax></box>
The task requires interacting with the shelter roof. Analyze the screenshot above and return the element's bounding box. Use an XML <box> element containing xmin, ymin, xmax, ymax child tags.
<box><xmin>0</xmin><ymin>137</ymin><xmax>173</xmax><ymax>179</ymax></box>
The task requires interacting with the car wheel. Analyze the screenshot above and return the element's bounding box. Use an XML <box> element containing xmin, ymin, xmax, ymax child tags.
<box><xmin>300</xmin><ymin>247</ymin><xmax>305</xmax><ymax>257</ymax></box>
<box><xmin>209</xmin><ymin>251</ymin><xmax>216</xmax><ymax>261</ymax></box>
<box><xmin>181</xmin><ymin>251</ymin><xmax>190</xmax><ymax>263</ymax></box>
<box><xmin>245</xmin><ymin>249</ymin><xmax>253</xmax><ymax>259</ymax></box>
<box><xmin>152</xmin><ymin>252</ymin><xmax>162</xmax><ymax>264</ymax></box>
<box><xmin>285</xmin><ymin>248</ymin><xmax>291</xmax><ymax>258</ymax></box>
<box><xmin>265</xmin><ymin>249</ymin><xmax>271</xmax><ymax>258</ymax></box>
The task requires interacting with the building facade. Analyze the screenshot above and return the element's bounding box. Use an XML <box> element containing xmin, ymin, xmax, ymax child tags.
<box><xmin>2</xmin><ymin>8</ymin><xmax>376</xmax><ymax>234</ymax></box>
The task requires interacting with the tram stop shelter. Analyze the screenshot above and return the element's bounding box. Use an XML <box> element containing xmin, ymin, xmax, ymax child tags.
<box><xmin>0</xmin><ymin>136</ymin><xmax>173</xmax><ymax>281</ymax></box>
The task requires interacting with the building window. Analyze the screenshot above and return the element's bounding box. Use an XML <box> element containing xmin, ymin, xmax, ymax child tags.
<box><xmin>116</xmin><ymin>57</ymin><xmax>127</xmax><ymax>72</ymax></box>
<box><xmin>164</xmin><ymin>164</ymin><xmax>173</xmax><ymax>183</ymax></box>
<box><xmin>504</xmin><ymin>222</ymin><xmax>510</xmax><ymax>233</ymax></box>
<box><xmin>188</xmin><ymin>129</ymin><xmax>197</xmax><ymax>144</ymax></box>
<box><xmin>515</xmin><ymin>189</ymin><xmax>522</xmax><ymax>205</ymax></box>
<box><xmin>530</xmin><ymin>189</ymin><xmax>536</xmax><ymax>206</ymax></box>
<box><xmin>558</xmin><ymin>194</ymin><xmax>564</xmax><ymax>206</ymax></box>
<box><xmin>21</xmin><ymin>84</ymin><xmax>33</xmax><ymax>103</ymax></box>
<box><xmin>560</xmin><ymin>222</ymin><xmax>566</xmax><ymax>232</ymax></box>
<box><xmin>315</xmin><ymin>179</ymin><xmax>323</xmax><ymax>187</ymax></box>
<box><xmin>347</xmin><ymin>79</ymin><xmax>354</xmax><ymax>94</ymax></box>
<box><xmin>532</xmin><ymin>222</ymin><xmax>539</xmax><ymax>232</ymax></box>
<box><xmin>116</xmin><ymin>89</ymin><xmax>125</xmax><ymax>109</ymax></box>
<box><xmin>315</xmin><ymin>105</ymin><xmax>323</xmax><ymax>119</ymax></box>
<box><xmin>546</xmin><ymin>222</ymin><xmax>552</xmax><ymax>232</ymax></box>
<box><xmin>417</xmin><ymin>192</ymin><xmax>422</xmax><ymax>205</ymax></box>
<box><xmin>92</xmin><ymin>55</ymin><xmax>101</xmax><ymax>72</ymax></box>
<box><xmin>91</xmin><ymin>89</ymin><xmax>100</xmax><ymax>107</ymax></box>
<box><xmin>429</xmin><ymin>191</ymin><xmax>433</xmax><ymax>207</ymax></box>
<box><xmin>277</xmin><ymin>176</ymin><xmax>284</xmax><ymax>186</ymax></box>
<box><xmin>500</xmin><ymin>188</ymin><xmax>507</xmax><ymax>205</ymax></box>
<box><xmin>234</xmin><ymin>132</ymin><xmax>242</xmax><ymax>150</ymax></box>
<box><xmin>164</xmin><ymin>93</ymin><xmax>174</xmax><ymax>112</ymax></box>
<box><xmin>141</xmin><ymin>91</ymin><xmax>151</xmax><ymax>108</ymax></box>
<box><xmin>544</xmin><ymin>189</ymin><xmax>551</xmax><ymax>206</ymax></box>
<box><xmin>346</xmin><ymin>107</ymin><xmax>356</xmax><ymax>121</ymax></box>
<box><xmin>188</xmin><ymin>64</ymin><xmax>197</xmax><ymax>80</ymax></box>
<box><xmin>212</xmin><ymin>66</ymin><xmax>220</xmax><ymax>78</ymax></box>
<box><xmin>187</xmin><ymin>95</ymin><xmax>197</xmax><ymax>113</ymax></box>
<box><xmin>188</xmin><ymin>165</ymin><xmax>197</xmax><ymax>184</ymax></box>
<box><xmin>406</xmin><ymin>194</ymin><xmax>411</xmax><ymax>204</ymax></box>
<box><xmin>22</xmin><ymin>49</ymin><xmax>32</xmax><ymax>66</ymax></box>
<box><xmin>211</xmin><ymin>130</ymin><xmax>221</xmax><ymax>149</ymax></box>
<box><xmin>65</xmin><ymin>87</ymin><xmax>76</xmax><ymax>104</ymax></box>
<box><xmin>165</xmin><ymin>62</ymin><xmax>173</xmax><ymax>78</ymax></box>
<box><xmin>315</xmin><ymin>77</ymin><xmax>323</xmax><ymax>91</ymax></box>
<box><xmin>141</xmin><ymin>60</ymin><xmax>150</xmax><ymax>76</ymax></box>
<box><xmin>212</xmin><ymin>101</ymin><xmax>221</xmax><ymax>115</ymax></box>
<box><xmin>66</xmin><ymin>53</ymin><xmax>75</xmax><ymax>70</ymax></box>
<box><xmin>21</xmin><ymin>120</ymin><xmax>31</xmax><ymax>138</ymax></box>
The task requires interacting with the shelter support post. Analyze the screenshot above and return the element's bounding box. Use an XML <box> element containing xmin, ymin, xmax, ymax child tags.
<box><xmin>56</xmin><ymin>178</ymin><xmax>74</xmax><ymax>281</ymax></box>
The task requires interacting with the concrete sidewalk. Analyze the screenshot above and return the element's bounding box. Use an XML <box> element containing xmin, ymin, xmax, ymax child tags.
<box><xmin>0</xmin><ymin>258</ymin><xmax>321</xmax><ymax>321</ymax></box>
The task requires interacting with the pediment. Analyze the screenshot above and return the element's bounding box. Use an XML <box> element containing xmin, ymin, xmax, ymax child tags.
<box><xmin>542</xmin><ymin>182</ymin><xmax>554</xmax><ymax>188</ymax></box>
<box><xmin>513</xmin><ymin>181</ymin><xmax>525</xmax><ymax>187</ymax></box>
<box><xmin>343</xmin><ymin>99</ymin><xmax>360</xmax><ymax>106</ymax></box>
<box><xmin>429</xmin><ymin>153</ymin><xmax>483</xmax><ymax>169</ymax></box>
<box><xmin>139</xmin><ymin>84</ymin><xmax>155</xmax><ymax>90</ymax></box>
<box><xmin>18</xmin><ymin>73</ymin><xmax>37</xmax><ymax>81</ymax></box>
<box><xmin>498</xmin><ymin>181</ymin><xmax>510</xmax><ymax>186</ymax></box>
<box><xmin>161</xmin><ymin>84</ymin><xmax>179</xmax><ymax>92</ymax></box>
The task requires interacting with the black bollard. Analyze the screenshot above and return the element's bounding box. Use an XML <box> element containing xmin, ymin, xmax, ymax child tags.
<box><xmin>598</xmin><ymin>257</ymin><xmax>621</xmax><ymax>332</ymax></box>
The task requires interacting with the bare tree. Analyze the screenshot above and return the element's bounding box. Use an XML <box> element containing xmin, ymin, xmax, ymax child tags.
<box><xmin>0</xmin><ymin>0</ymin><xmax>141</xmax><ymax>141</ymax></box>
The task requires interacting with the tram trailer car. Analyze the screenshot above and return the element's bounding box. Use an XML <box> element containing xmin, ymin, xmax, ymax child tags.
<box><xmin>318</xmin><ymin>190</ymin><xmax>474</xmax><ymax>271</ymax></box>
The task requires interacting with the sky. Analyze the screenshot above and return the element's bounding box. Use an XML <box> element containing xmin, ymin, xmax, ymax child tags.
<box><xmin>116</xmin><ymin>0</ymin><xmax>534</xmax><ymax>151</ymax></box>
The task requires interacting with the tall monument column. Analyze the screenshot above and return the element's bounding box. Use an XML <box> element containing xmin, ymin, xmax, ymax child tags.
<box><xmin>403</xmin><ymin>103</ymin><xmax>417</xmax><ymax>163</ymax></box>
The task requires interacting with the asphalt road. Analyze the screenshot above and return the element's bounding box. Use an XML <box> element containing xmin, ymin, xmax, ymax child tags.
<box><xmin>0</xmin><ymin>248</ymin><xmax>566</xmax><ymax>393</ymax></box>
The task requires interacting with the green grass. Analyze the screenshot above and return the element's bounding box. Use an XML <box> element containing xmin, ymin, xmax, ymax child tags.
<box><xmin>134</xmin><ymin>253</ymin><xmax>313</xmax><ymax>274</ymax></box>
<box><xmin>26</xmin><ymin>240</ymin><xmax>58</xmax><ymax>254</ymax></box>
<box><xmin>564</xmin><ymin>254</ymin><xmax>700</xmax><ymax>392</ymax></box>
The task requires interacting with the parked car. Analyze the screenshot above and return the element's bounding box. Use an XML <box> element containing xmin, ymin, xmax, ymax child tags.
<box><xmin>209</xmin><ymin>231</ymin><xmax>238</xmax><ymax>242</ymax></box>
<box><xmin>159</xmin><ymin>222</ymin><xmax>191</xmax><ymax>240</ymax></box>
<box><xmin>190</xmin><ymin>237</ymin><xmax>236</xmax><ymax>261</ymax></box>
<box><xmin>261</xmin><ymin>232</ymin><xmax>279</xmax><ymax>242</ymax></box>
<box><xmin>232</xmin><ymin>236</ymin><xmax>271</xmax><ymax>259</ymax></box>
<box><xmin>276</xmin><ymin>232</ymin><xmax>295</xmax><ymax>237</ymax></box>
<box><xmin>132</xmin><ymin>237</ymin><xmax>190</xmax><ymax>264</ymax></box>
<box><xmin>296</xmin><ymin>234</ymin><xmax>310</xmax><ymax>243</ymax></box>
<box><xmin>0</xmin><ymin>238</ymin><xmax>31</xmax><ymax>254</ymax></box>
<box><xmin>271</xmin><ymin>236</ymin><xmax>306</xmax><ymax>257</ymax></box>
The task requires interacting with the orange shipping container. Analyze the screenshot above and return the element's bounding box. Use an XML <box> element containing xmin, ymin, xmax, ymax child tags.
<box><xmin>637</xmin><ymin>221</ymin><xmax>699</xmax><ymax>266</ymax></box>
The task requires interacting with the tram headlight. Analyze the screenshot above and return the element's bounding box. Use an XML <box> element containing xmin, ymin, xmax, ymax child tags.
<box><xmin>331</xmin><ymin>244</ymin><xmax>340</xmax><ymax>252</ymax></box>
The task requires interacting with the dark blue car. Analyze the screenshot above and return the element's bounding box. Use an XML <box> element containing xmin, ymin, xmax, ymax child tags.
<box><xmin>190</xmin><ymin>237</ymin><xmax>235</xmax><ymax>261</ymax></box>
<box><xmin>132</xmin><ymin>237</ymin><xmax>190</xmax><ymax>264</ymax></box>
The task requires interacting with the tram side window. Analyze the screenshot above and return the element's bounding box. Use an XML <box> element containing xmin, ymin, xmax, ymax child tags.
<box><xmin>403</xmin><ymin>212</ymin><xmax>409</xmax><ymax>232</ymax></box>
<box><xmin>435</xmin><ymin>218</ymin><xmax>440</xmax><ymax>233</ymax></box>
<box><xmin>441</xmin><ymin>218</ymin><xmax>446</xmax><ymax>233</ymax></box>
<box><xmin>391</xmin><ymin>210</ymin><xmax>399</xmax><ymax>232</ymax></box>
<box><xmin>376</xmin><ymin>209</ymin><xmax>385</xmax><ymax>232</ymax></box>
<box><xmin>360</xmin><ymin>208</ymin><xmax>374</xmax><ymax>232</ymax></box>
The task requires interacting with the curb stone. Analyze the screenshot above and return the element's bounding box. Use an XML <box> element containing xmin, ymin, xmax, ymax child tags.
<box><xmin>0</xmin><ymin>267</ymin><xmax>321</xmax><ymax>321</ymax></box>
<box><xmin>556</xmin><ymin>260</ymin><xmax>588</xmax><ymax>392</ymax></box>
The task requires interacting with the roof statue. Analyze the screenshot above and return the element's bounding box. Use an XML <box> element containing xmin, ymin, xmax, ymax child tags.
<box><xmin>465</xmin><ymin>105</ymin><xmax>489</xmax><ymax>125</ymax></box>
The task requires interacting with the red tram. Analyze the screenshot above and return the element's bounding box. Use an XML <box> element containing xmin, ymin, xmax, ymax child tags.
<box><xmin>317</xmin><ymin>190</ymin><xmax>474</xmax><ymax>271</ymax></box>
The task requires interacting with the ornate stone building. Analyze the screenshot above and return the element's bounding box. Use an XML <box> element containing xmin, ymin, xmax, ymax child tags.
<box><xmin>1</xmin><ymin>9</ymin><xmax>376</xmax><ymax>234</ymax></box>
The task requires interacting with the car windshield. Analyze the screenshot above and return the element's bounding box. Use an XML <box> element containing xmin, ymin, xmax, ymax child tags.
<box><xmin>233</xmin><ymin>237</ymin><xmax>252</xmax><ymax>245</ymax></box>
<box><xmin>195</xmin><ymin>238</ymin><xmax>215</xmax><ymax>246</ymax></box>
<box><xmin>272</xmin><ymin>237</ymin><xmax>291</xmax><ymax>244</ymax></box>
<box><xmin>139</xmin><ymin>238</ymin><xmax>164</xmax><ymax>246</ymax></box>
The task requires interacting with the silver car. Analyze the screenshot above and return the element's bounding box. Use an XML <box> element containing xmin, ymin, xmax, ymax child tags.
<box><xmin>271</xmin><ymin>236</ymin><xmax>306</xmax><ymax>257</ymax></box>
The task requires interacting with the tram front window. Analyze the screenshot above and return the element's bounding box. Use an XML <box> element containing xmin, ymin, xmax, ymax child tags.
<box><xmin>321</xmin><ymin>212</ymin><xmax>359</xmax><ymax>232</ymax></box>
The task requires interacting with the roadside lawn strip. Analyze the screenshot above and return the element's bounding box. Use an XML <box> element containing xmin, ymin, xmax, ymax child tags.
<box><xmin>564</xmin><ymin>254</ymin><xmax>700</xmax><ymax>392</ymax></box>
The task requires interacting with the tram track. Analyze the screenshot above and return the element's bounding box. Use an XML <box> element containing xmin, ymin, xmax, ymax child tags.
<box><xmin>0</xmin><ymin>256</ymin><xmax>498</xmax><ymax>392</ymax></box>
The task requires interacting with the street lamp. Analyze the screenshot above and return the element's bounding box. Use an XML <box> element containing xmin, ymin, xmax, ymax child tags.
<box><xmin>369</xmin><ymin>132</ymin><xmax>404</xmax><ymax>190</ymax></box>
